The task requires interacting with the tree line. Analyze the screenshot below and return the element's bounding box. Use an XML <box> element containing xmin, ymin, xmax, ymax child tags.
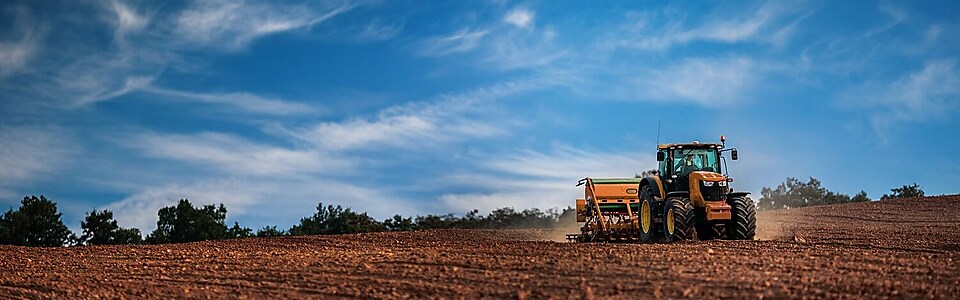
<box><xmin>0</xmin><ymin>181</ymin><xmax>931</xmax><ymax>247</ymax></box>
<box><xmin>0</xmin><ymin>196</ymin><xmax>575</xmax><ymax>247</ymax></box>
<box><xmin>756</xmin><ymin>178</ymin><xmax>926</xmax><ymax>210</ymax></box>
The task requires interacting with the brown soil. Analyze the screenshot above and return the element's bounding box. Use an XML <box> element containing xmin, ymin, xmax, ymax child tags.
<box><xmin>2</xmin><ymin>196</ymin><xmax>960</xmax><ymax>299</ymax></box>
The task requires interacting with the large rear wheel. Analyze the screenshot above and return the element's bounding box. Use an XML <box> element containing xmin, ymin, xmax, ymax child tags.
<box><xmin>663</xmin><ymin>197</ymin><xmax>696</xmax><ymax>242</ymax></box>
<box><xmin>727</xmin><ymin>196</ymin><xmax>757</xmax><ymax>240</ymax></box>
<box><xmin>638</xmin><ymin>186</ymin><xmax>657</xmax><ymax>242</ymax></box>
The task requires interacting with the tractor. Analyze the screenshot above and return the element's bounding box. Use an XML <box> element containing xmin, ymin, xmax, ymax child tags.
<box><xmin>568</xmin><ymin>136</ymin><xmax>757</xmax><ymax>242</ymax></box>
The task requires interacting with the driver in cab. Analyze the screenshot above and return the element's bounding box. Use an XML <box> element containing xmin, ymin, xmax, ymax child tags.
<box><xmin>676</xmin><ymin>155</ymin><xmax>701</xmax><ymax>175</ymax></box>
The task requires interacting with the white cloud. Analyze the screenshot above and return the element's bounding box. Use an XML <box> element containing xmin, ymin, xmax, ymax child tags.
<box><xmin>419</xmin><ymin>28</ymin><xmax>490</xmax><ymax>56</ymax></box>
<box><xmin>103</xmin><ymin>78</ymin><xmax>557</xmax><ymax>230</ymax></box>
<box><xmin>0</xmin><ymin>36</ymin><xmax>38</xmax><ymax>78</ymax></box>
<box><xmin>60</xmin><ymin>71</ymin><xmax>316</xmax><ymax>115</ymax></box>
<box><xmin>104</xmin><ymin>179</ymin><xmax>271</xmax><ymax>232</ymax></box>
<box><xmin>852</xmin><ymin>59</ymin><xmax>960</xmax><ymax>132</ymax></box>
<box><xmin>418</xmin><ymin>17</ymin><xmax>566</xmax><ymax>71</ymax></box>
<box><xmin>634</xmin><ymin>57</ymin><xmax>758</xmax><ymax>105</ymax></box>
<box><xmin>107</xmin><ymin>0</ymin><xmax>149</xmax><ymax>43</ymax></box>
<box><xmin>280</xmin><ymin>79</ymin><xmax>550</xmax><ymax>150</ymax></box>
<box><xmin>24</xmin><ymin>0</ymin><xmax>356</xmax><ymax>107</ymax></box>
<box><xmin>864</xmin><ymin>3</ymin><xmax>907</xmax><ymax>38</ymax></box>
<box><xmin>354</xmin><ymin>19</ymin><xmax>403</xmax><ymax>42</ymax></box>
<box><xmin>172</xmin><ymin>0</ymin><xmax>355</xmax><ymax>51</ymax></box>
<box><xmin>73</xmin><ymin>75</ymin><xmax>156</xmax><ymax>106</ymax></box>
<box><xmin>610</xmin><ymin>2</ymin><xmax>799</xmax><ymax>51</ymax></box>
<box><xmin>0</xmin><ymin>126</ymin><xmax>74</xmax><ymax>185</ymax></box>
<box><xmin>128</xmin><ymin>132</ymin><xmax>349</xmax><ymax>177</ymax></box>
<box><xmin>439</xmin><ymin>146</ymin><xmax>654</xmax><ymax>213</ymax></box>
<box><xmin>142</xmin><ymin>85</ymin><xmax>318</xmax><ymax>116</ymax></box>
<box><xmin>483</xmin><ymin>25</ymin><xmax>567</xmax><ymax>71</ymax></box>
<box><xmin>504</xmin><ymin>8</ymin><xmax>534</xmax><ymax>28</ymax></box>
<box><xmin>0</xmin><ymin>4</ymin><xmax>42</xmax><ymax>78</ymax></box>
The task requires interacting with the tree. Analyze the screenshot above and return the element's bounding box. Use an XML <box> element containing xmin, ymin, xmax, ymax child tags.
<box><xmin>289</xmin><ymin>203</ymin><xmax>386</xmax><ymax>235</ymax></box>
<box><xmin>881</xmin><ymin>183</ymin><xmax>925</xmax><ymax>200</ymax></box>
<box><xmin>0</xmin><ymin>195</ymin><xmax>71</xmax><ymax>247</ymax></box>
<box><xmin>80</xmin><ymin>209</ymin><xmax>142</xmax><ymax>245</ymax></box>
<box><xmin>256</xmin><ymin>226</ymin><xmax>286</xmax><ymax>237</ymax></box>
<box><xmin>227</xmin><ymin>222</ymin><xmax>253</xmax><ymax>238</ymax></box>
<box><xmin>384</xmin><ymin>215</ymin><xmax>415</xmax><ymax>231</ymax></box>
<box><xmin>757</xmin><ymin>177</ymin><xmax>853</xmax><ymax>210</ymax></box>
<box><xmin>413</xmin><ymin>213</ymin><xmax>459</xmax><ymax>230</ymax></box>
<box><xmin>851</xmin><ymin>190</ymin><xmax>870</xmax><ymax>202</ymax></box>
<box><xmin>146</xmin><ymin>199</ymin><xmax>230</xmax><ymax>244</ymax></box>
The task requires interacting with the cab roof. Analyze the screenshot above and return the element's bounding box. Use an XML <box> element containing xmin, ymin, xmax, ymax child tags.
<box><xmin>657</xmin><ymin>141</ymin><xmax>723</xmax><ymax>149</ymax></box>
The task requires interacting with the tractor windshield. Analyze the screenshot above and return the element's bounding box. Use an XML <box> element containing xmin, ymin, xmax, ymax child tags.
<box><xmin>672</xmin><ymin>148</ymin><xmax>720</xmax><ymax>175</ymax></box>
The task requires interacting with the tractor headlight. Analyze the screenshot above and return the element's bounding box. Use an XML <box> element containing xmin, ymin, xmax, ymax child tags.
<box><xmin>718</xmin><ymin>181</ymin><xmax>727</xmax><ymax>187</ymax></box>
<box><xmin>702</xmin><ymin>181</ymin><xmax>715</xmax><ymax>187</ymax></box>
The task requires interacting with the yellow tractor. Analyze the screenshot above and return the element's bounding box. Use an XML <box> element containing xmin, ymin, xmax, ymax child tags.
<box><xmin>568</xmin><ymin>137</ymin><xmax>756</xmax><ymax>242</ymax></box>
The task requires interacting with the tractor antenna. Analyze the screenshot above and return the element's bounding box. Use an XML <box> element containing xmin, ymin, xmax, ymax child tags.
<box><xmin>656</xmin><ymin>120</ymin><xmax>662</xmax><ymax>146</ymax></box>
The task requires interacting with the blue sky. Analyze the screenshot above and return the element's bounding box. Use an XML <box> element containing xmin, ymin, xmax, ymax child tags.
<box><xmin>1</xmin><ymin>0</ymin><xmax>958</xmax><ymax>232</ymax></box>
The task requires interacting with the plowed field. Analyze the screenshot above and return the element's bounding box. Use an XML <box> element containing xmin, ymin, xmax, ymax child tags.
<box><xmin>2</xmin><ymin>196</ymin><xmax>960</xmax><ymax>299</ymax></box>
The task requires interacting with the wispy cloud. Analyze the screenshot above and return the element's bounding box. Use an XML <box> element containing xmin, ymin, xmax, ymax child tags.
<box><xmin>439</xmin><ymin>146</ymin><xmax>653</xmax><ymax>213</ymax></box>
<box><xmin>632</xmin><ymin>57</ymin><xmax>759</xmax><ymax>105</ymax></box>
<box><xmin>503</xmin><ymin>8</ymin><xmax>534</xmax><ymax>28</ymax></box>
<box><xmin>104</xmin><ymin>179</ymin><xmax>273</xmax><ymax>232</ymax></box>
<box><xmin>354</xmin><ymin>19</ymin><xmax>403</xmax><ymax>42</ymax></box>
<box><xmin>172</xmin><ymin>0</ymin><xmax>356</xmax><ymax>51</ymax></box>
<box><xmin>15</xmin><ymin>0</ymin><xmax>358</xmax><ymax>108</ymax></box>
<box><xmin>100</xmin><ymin>78</ymin><xmax>554</xmax><ymax>230</ymax></box>
<box><xmin>106</xmin><ymin>0</ymin><xmax>149</xmax><ymax>44</ymax></box>
<box><xmin>418</xmin><ymin>7</ymin><xmax>565</xmax><ymax>71</ymax></box>
<box><xmin>798</xmin><ymin>4</ymin><xmax>911</xmax><ymax>74</ymax></box>
<box><xmin>419</xmin><ymin>28</ymin><xmax>490</xmax><ymax>56</ymax></box>
<box><xmin>864</xmin><ymin>3</ymin><xmax>907</xmax><ymax>38</ymax></box>
<box><xmin>483</xmin><ymin>25</ymin><xmax>567</xmax><ymax>71</ymax></box>
<box><xmin>609</xmin><ymin>2</ymin><xmax>801</xmax><ymax>51</ymax></box>
<box><xmin>0</xmin><ymin>4</ymin><xmax>43</xmax><ymax>78</ymax></box>
<box><xmin>849</xmin><ymin>59</ymin><xmax>960</xmax><ymax>134</ymax></box>
<box><xmin>128</xmin><ymin>131</ymin><xmax>348</xmax><ymax>177</ymax></box>
<box><xmin>142</xmin><ymin>85</ymin><xmax>319</xmax><ymax>116</ymax></box>
<box><xmin>279</xmin><ymin>79</ymin><xmax>550</xmax><ymax>150</ymax></box>
<box><xmin>0</xmin><ymin>126</ymin><xmax>74</xmax><ymax>187</ymax></box>
<box><xmin>72</xmin><ymin>75</ymin><xmax>156</xmax><ymax>106</ymax></box>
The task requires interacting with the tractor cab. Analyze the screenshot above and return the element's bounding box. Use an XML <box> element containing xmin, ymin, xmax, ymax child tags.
<box><xmin>656</xmin><ymin>141</ymin><xmax>733</xmax><ymax>194</ymax></box>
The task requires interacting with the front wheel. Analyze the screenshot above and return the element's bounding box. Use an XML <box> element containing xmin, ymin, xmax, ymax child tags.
<box><xmin>727</xmin><ymin>196</ymin><xmax>757</xmax><ymax>240</ymax></box>
<box><xmin>663</xmin><ymin>197</ymin><xmax>696</xmax><ymax>242</ymax></box>
<box><xmin>638</xmin><ymin>186</ymin><xmax>657</xmax><ymax>242</ymax></box>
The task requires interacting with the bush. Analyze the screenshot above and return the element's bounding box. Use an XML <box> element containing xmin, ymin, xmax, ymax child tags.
<box><xmin>880</xmin><ymin>183</ymin><xmax>924</xmax><ymax>200</ymax></box>
<box><xmin>256</xmin><ymin>226</ymin><xmax>286</xmax><ymax>237</ymax></box>
<box><xmin>227</xmin><ymin>222</ymin><xmax>253</xmax><ymax>238</ymax></box>
<box><xmin>80</xmin><ymin>209</ymin><xmax>142</xmax><ymax>245</ymax></box>
<box><xmin>384</xmin><ymin>215</ymin><xmax>415</xmax><ymax>231</ymax></box>
<box><xmin>851</xmin><ymin>190</ymin><xmax>870</xmax><ymax>202</ymax></box>
<box><xmin>757</xmin><ymin>177</ymin><xmax>854</xmax><ymax>210</ymax></box>
<box><xmin>289</xmin><ymin>203</ymin><xmax>386</xmax><ymax>235</ymax></box>
<box><xmin>0</xmin><ymin>195</ymin><xmax>72</xmax><ymax>247</ymax></box>
<box><xmin>146</xmin><ymin>199</ymin><xmax>230</xmax><ymax>244</ymax></box>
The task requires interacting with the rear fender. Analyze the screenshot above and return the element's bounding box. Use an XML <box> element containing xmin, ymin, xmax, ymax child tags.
<box><xmin>639</xmin><ymin>177</ymin><xmax>665</xmax><ymax>200</ymax></box>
